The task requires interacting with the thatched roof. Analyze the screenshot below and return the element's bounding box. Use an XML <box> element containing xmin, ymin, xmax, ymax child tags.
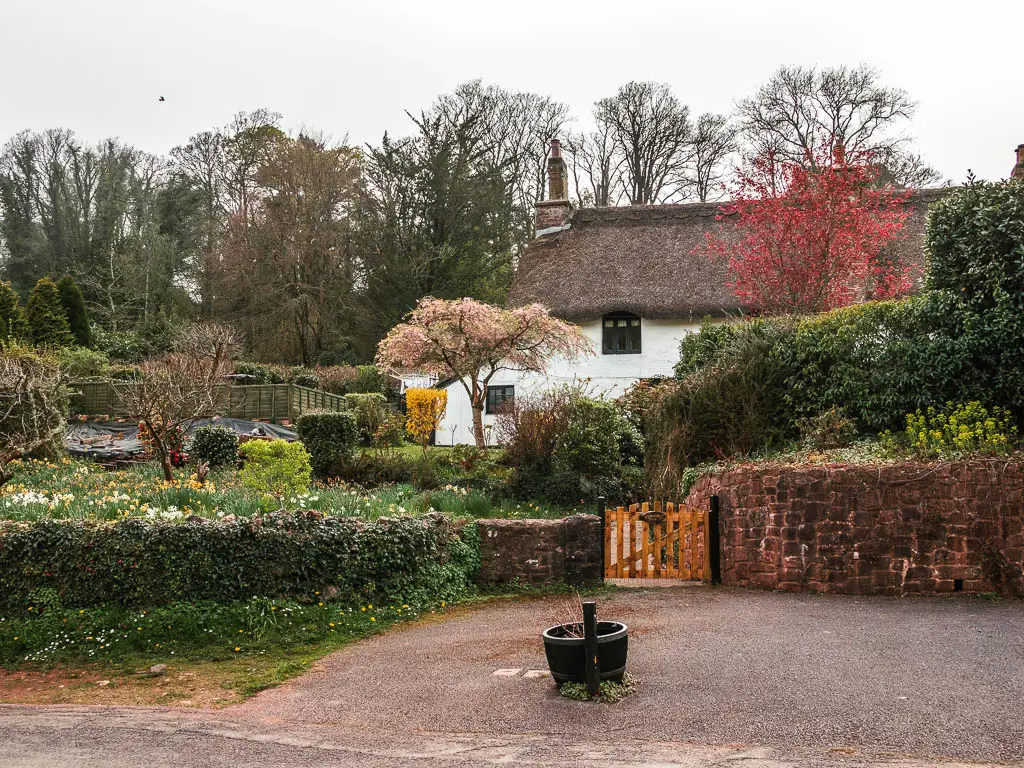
<box><xmin>509</xmin><ymin>188</ymin><xmax>952</xmax><ymax>322</ymax></box>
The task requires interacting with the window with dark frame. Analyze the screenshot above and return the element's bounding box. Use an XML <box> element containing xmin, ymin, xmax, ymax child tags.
<box><xmin>485</xmin><ymin>385</ymin><xmax>515</xmax><ymax>414</ymax></box>
<box><xmin>602</xmin><ymin>312</ymin><xmax>641</xmax><ymax>354</ymax></box>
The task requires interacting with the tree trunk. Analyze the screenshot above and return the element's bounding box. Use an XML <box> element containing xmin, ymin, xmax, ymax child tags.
<box><xmin>160</xmin><ymin>454</ymin><xmax>174</xmax><ymax>483</ymax></box>
<box><xmin>471</xmin><ymin>404</ymin><xmax>486</xmax><ymax>448</ymax></box>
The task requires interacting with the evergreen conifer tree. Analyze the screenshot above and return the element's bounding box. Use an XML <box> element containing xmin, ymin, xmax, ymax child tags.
<box><xmin>26</xmin><ymin>278</ymin><xmax>75</xmax><ymax>348</ymax></box>
<box><xmin>56</xmin><ymin>275</ymin><xmax>92</xmax><ymax>347</ymax></box>
<box><xmin>0</xmin><ymin>281</ymin><xmax>27</xmax><ymax>341</ymax></box>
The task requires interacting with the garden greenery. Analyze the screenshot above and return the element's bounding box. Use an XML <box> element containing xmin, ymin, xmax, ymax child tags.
<box><xmin>0</xmin><ymin>512</ymin><xmax>480</xmax><ymax>610</ymax></box>
<box><xmin>648</xmin><ymin>178</ymin><xmax>1024</xmax><ymax>494</ymax></box>
<box><xmin>189</xmin><ymin>425</ymin><xmax>239</xmax><ymax>468</ymax></box>
<box><xmin>238</xmin><ymin>440</ymin><xmax>312</xmax><ymax>503</ymax></box>
<box><xmin>295</xmin><ymin>411</ymin><xmax>359</xmax><ymax>477</ymax></box>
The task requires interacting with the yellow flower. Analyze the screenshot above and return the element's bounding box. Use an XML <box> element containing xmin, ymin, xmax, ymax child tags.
<box><xmin>370</xmin><ymin>617</ymin><xmax>376</xmax><ymax>622</ymax></box>
<box><xmin>234</xmin><ymin>647</ymin><xmax>241</xmax><ymax>652</ymax></box>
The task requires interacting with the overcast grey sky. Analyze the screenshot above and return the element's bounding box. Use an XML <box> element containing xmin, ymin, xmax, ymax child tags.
<box><xmin>1</xmin><ymin>0</ymin><xmax>1020</xmax><ymax>182</ymax></box>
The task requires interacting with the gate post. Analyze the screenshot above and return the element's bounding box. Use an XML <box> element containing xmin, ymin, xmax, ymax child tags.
<box><xmin>596</xmin><ymin>496</ymin><xmax>606</xmax><ymax>583</ymax></box>
<box><xmin>708</xmin><ymin>495</ymin><xmax>723</xmax><ymax>584</ymax></box>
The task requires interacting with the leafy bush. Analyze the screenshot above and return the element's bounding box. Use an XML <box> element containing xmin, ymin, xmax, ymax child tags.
<box><xmin>890</xmin><ymin>401</ymin><xmax>1017</xmax><ymax>458</ymax></box>
<box><xmin>351</xmin><ymin>365</ymin><xmax>388</xmax><ymax>394</ymax></box>
<box><xmin>925</xmin><ymin>178</ymin><xmax>1024</xmax><ymax>416</ymax></box>
<box><xmin>779</xmin><ymin>298</ymin><xmax>964</xmax><ymax>432</ymax></box>
<box><xmin>233</xmin><ymin>361</ymin><xmax>286</xmax><ymax>384</ymax></box>
<box><xmin>288</xmin><ymin>366</ymin><xmax>321</xmax><ymax>389</ymax></box>
<box><xmin>295</xmin><ymin>411</ymin><xmax>359</xmax><ymax>477</ymax></box>
<box><xmin>238</xmin><ymin>440</ymin><xmax>312</xmax><ymax>503</ymax></box>
<box><xmin>26</xmin><ymin>278</ymin><xmax>74</xmax><ymax>349</ymax></box>
<box><xmin>500</xmin><ymin>385</ymin><xmax>641</xmax><ymax>505</ymax></box>
<box><xmin>53</xmin><ymin>346</ymin><xmax>111</xmax><ymax>378</ymax></box>
<box><xmin>92</xmin><ymin>328</ymin><xmax>148</xmax><ymax>363</ymax></box>
<box><xmin>674</xmin><ymin>319</ymin><xmax>740</xmax><ymax>377</ymax></box>
<box><xmin>189</xmin><ymin>425</ymin><xmax>239</xmax><ymax>468</ymax></box>
<box><xmin>0</xmin><ymin>281</ymin><xmax>26</xmax><ymax>341</ymax></box>
<box><xmin>0</xmin><ymin>513</ymin><xmax>480</xmax><ymax>610</ymax></box>
<box><xmin>648</xmin><ymin>319</ymin><xmax>797</xmax><ymax>495</ymax></box>
<box><xmin>343</xmin><ymin>393</ymin><xmax>392</xmax><ymax>445</ymax></box>
<box><xmin>56</xmin><ymin>276</ymin><xmax>91</xmax><ymax>348</ymax></box>
<box><xmin>405</xmin><ymin>389</ymin><xmax>448</xmax><ymax>447</ymax></box>
<box><xmin>797</xmin><ymin>406</ymin><xmax>857</xmax><ymax>451</ymax></box>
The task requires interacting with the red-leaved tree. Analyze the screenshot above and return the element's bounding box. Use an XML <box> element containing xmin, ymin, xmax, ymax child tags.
<box><xmin>376</xmin><ymin>298</ymin><xmax>591</xmax><ymax>448</ymax></box>
<box><xmin>699</xmin><ymin>145</ymin><xmax>913</xmax><ymax>315</ymax></box>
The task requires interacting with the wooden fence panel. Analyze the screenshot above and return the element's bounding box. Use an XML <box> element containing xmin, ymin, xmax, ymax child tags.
<box><xmin>70</xmin><ymin>381</ymin><xmax>346</xmax><ymax>421</ymax></box>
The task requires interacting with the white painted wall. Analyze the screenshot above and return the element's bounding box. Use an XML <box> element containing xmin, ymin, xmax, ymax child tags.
<box><xmin>434</xmin><ymin>317</ymin><xmax>702</xmax><ymax>446</ymax></box>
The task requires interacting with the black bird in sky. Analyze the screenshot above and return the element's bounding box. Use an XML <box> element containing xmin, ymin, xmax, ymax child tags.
<box><xmin>158</xmin><ymin>96</ymin><xmax>165</xmax><ymax>102</ymax></box>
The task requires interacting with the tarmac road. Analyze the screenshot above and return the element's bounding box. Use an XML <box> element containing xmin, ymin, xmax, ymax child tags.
<box><xmin>1</xmin><ymin>587</ymin><xmax>1022</xmax><ymax>767</ymax></box>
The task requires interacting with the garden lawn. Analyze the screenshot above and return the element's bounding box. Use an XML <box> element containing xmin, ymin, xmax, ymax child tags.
<box><xmin>0</xmin><ymin>596</ymin><xmax>474</xmax><ymax>707</ymax></box>
<box><xmin>0</xmin><ymin>458</ymin><xmax>577</xmax><ymax>522</ymax></box>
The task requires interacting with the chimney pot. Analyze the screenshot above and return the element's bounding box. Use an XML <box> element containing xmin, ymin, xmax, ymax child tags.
<box><xmin>550</xmin><ymin>138</ymin><xmax>562</xmax><ymax>158</ymax></box>
<box><xmin>833</xmin><ymin>140</ymin><xmax>846</xmax><ymax>165</ymax></box>
<box><xmin>1013</xmin><ymin>144</ymin><xmax>1024</xmax><ymax>180</ymax></box>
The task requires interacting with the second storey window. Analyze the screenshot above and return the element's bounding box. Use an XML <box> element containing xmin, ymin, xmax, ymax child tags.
<box><xmin>602</xmin><ymin>312</ymin><xmax>641</xmax><ymax>354</ymax></box>
<box><xmin>485</xmin><ymin>385</ymin><xmax>515</xmax><ymax>414</ymax></box>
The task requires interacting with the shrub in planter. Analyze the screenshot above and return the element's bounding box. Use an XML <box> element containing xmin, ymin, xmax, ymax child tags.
<box><xmin>189</xmin><ymin>425</ymin><xmax>239</xmax><ymax>467</ymax></box>
<box><xmin>238</xmin><ymin>440</ymin><xmax>312</xmax><ymax>503</ymax></box>
<box><xmin>295</xmin><ymin>411</ymin><xmax>359</xmax><ymax>477</ymax></box>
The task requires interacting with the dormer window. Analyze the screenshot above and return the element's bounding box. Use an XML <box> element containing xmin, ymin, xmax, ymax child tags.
<box><xmin>602</xmin><ymin>312</ymin><xmax>641</xmax><ymax>355</ymax></box>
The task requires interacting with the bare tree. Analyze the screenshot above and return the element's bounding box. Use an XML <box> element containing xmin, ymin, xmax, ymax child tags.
<box><xmin>0</xmin><ymin>349</ymin><xmax>68</xmax><ymax>486</ymax></box>
<box><xmin>120</xmin><ymin>355</ymin><xmax>223</xmax><ymax>481</ymax></box>
<box><xmin>595</xmin><ymin>82</ymin><xmax>693</xmax><ymax>204</ymax></box>
<box><xmin>686</xmin><ymin>113</ymin><xmax>739</xmax><ymax>202</ymax></box>
<box><xmin>172</xmin><ymin>322</ymin><xmax>242</xmax><ymax>383</ymax></box>
<box><xmin>736</xmin><ymin>64</ymin><xmax>941</xmax><ymax>187</ymax></box>
<box><xmin>565</xmin><ymin>123</ymin><xmax>624</xmax><ymax>206</ymax></box>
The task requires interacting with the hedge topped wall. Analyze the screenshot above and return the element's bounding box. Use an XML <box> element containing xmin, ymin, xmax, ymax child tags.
<box><xmin>0</xmin><ymin>512</ymin><xmax>480</xmax><ymax>610</ymax></box>
<box><xmin>686</xmin><ymin>460</ymin><xmax>1024</xmax><ymax>596</ymax></box>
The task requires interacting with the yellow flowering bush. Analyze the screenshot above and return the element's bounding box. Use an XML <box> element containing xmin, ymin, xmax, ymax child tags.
<box><xmin>405</xmin><ymin>388</ymin><xmax>447</xmax><ymax>447</ymax></box>
<box><xmin>900</xmin><ymin>401</ymin><xmax>1016</xmax><ymax>457</ymax></box>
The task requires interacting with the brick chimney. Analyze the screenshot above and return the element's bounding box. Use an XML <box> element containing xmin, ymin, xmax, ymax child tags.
<box><xmin>1013</xmin><ymin>144</ymin><xmax>1024</xmax><ymax>180</ymax></box>
<box><xmin>535</xmin><ymin>138</ymin><xmax>572</xmax><ymax>233</ymax></box>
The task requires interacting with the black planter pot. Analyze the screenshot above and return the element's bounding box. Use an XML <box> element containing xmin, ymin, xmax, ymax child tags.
<box><xmin>541</xmin><ymin>621</ymin><xmax>628</xmax><ymax>685</ymax></box>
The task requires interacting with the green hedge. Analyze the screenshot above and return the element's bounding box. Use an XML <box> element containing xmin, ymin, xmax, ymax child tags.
<box><xmin>0</xmin><ymin>513</ymin><xmax>479</xmax><ymax>610</ymax></box>
<box><xmin>295</xmin><ymin>411</ymin><xmax>359</xmax><ymax>477</ymax></box>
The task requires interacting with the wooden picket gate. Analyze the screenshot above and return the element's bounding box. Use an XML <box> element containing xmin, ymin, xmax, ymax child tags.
<box><xmin>604</xmin><ymin>502</ymin><xmax>712</xmax><ymax>581</ymax></box>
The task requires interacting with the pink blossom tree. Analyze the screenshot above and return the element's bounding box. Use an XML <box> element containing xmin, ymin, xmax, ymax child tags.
<box><xmin>376</xmin><ymin>298</ymin><xmax>591</xmax><ymax>447</ymax></box>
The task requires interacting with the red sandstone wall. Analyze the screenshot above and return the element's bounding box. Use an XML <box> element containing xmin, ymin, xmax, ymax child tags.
<box><xmin>686</xmin><ymin>461</ymin><xmax>1024</xmax><ymax>596</ymax></box>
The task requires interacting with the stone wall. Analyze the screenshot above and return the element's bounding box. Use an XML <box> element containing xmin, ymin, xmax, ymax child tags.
<box><xmin>686</xmin><ymin>461</ymin><xmax>1024</xmax><ymax>596</ymax></box>
<box><xmin>476</xmin><ymin>514</ymin><xmax>602</xmax><ymax>588</ymax></box>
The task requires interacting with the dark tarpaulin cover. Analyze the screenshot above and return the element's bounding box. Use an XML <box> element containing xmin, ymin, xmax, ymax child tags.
<box><xmin>65</xmin><ymin>418</ymin><xmax>298</xmax><ymax>460</ymax></box>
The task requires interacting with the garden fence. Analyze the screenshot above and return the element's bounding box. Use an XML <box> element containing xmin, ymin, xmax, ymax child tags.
<box><xmin>70</xmin><ymin>381</ymin><xmax>347</xmax><ymax>422</ymax></box>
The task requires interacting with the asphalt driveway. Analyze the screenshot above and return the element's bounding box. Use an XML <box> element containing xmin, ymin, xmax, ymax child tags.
<box><xmin>1</xmin><ymin>587</ymin><xmax>1022</xmax><ymax>767</ymax></box>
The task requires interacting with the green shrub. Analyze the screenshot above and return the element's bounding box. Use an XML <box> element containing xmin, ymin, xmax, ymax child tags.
<box><xmin>53</xmin><ymin>346</ymin><xmax>110</xmax><ymax>378</ymax></box>
<box><xmin>92</xmin><ymin>328</ymin><xmax>148</xmax><ymax>363</ymax></box>
<box><xmin>351</xmin><ymin>365</ymin><xmax>387</xmax><ymax>394</ymax></box>
<box><xmin>779</xmin><ymin>298</ymin><xmax>964</xmax><ymax>432</ymax></box>
<box><xmin>674</xmin><ymin>318</ymin><xmax>740</xmax><ymax>377</ymax></box>
<box><xmin>891</xmin><ymin>401</ymin><xmax>1017</xmax><ymax>458</ymax></box>
<box><xmin>648</xmin><ymin>319</ymin><xmax>797</xmax><ymax>496</ymax></box>
<box><xmin>233</xmin><ymin>361</ymin><xmax>285</xmax><ymax>384</ymax></box>
<box><xmin>55</xmin><ymin>276</ymin><xmax>91</xmax><ymax>348</ymax></box>
<box><xmin>26</xmin><ymin>277</ymin><xmax>74</xmax><ymax>349</ymax></box>
<box><xmin>343</xmin><ymin>393</ymin><xmax>393</xmax><ymax>445</ymax></box>
<box><xmin>0</xmin><ymin>513</ymin><xmax>480</xmax><ymax>610</ymax></box>
<box><xmin>288</xmin><ymin>366</ymin><xmax>321</xmax><ymax>389</ymax></box>
<box><xmin>238</xmin><ymin>440</ymin><xmax>312</xmax><ymax>503</ymax></box>
<box><xmin>925</xmin><ymin>179</ymin><xmax>1024</xmax><ymax>415</ymax></box>
<box><xmin>0</xmin><ymin>281</ymin><xmax>27</xmax><ymax>341</ymax></box>
<box><xmin>295</xmin><ymin>411</ymin><xmax>359</xmax><ymax>477</ymax></box>
<box><xmin>189</xmin><ymin>426</ymin><xmax>239</xmax><ymax>467</ymax></box>
<box><xmin>797</xmin><ymin>406</ymin><xmax>857</xmax><ymax>451</ymax></box>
